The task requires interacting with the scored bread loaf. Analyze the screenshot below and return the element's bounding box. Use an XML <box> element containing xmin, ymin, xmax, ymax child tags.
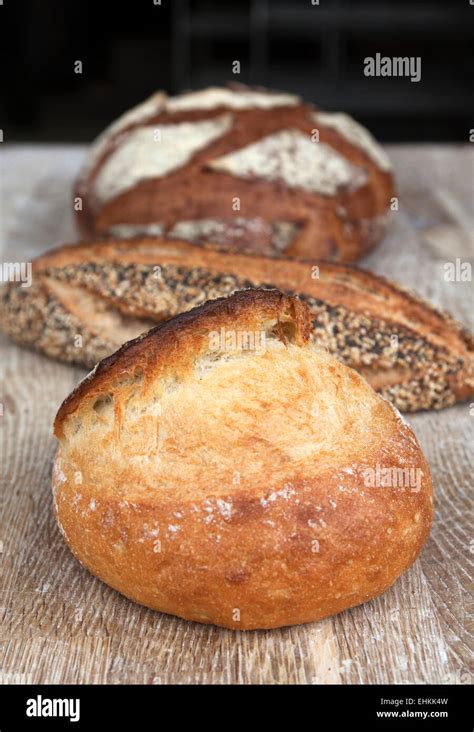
<box><xmin>53</xmin><ymin>289</ymin><xmax>433</xmax><ymax>630</ymax></box>
<box><xmin>0</xmin><ymin>237</ymin><xmax>472</xmax><ymax>412</ymax></box>
<box><xmin>74</xmin><ymin>84</ymin><xmax>394</xmax><ymax>262</ymax></box>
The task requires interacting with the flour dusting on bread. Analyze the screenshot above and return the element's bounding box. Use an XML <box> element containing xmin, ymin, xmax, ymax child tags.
<box><xmin>166</xmin><ymin>87</ymin><xmax>300</xmax><ymax>112</ymax></box>
<box><xmin>313</xmin><ymin>111</ymin><xmax>392</xmax><ymax>171</ymax></box>
<box><xmin>208</xmin><ymin>129</ymin><xmax>368</xmax><ymax>195</ymax></box>
<box><xmin>94</xmin><ymin>115</ymin><xmax>233</xmax><ymax>202</ymax></box>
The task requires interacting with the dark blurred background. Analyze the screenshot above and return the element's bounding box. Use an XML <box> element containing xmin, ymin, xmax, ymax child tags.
<box><xmin>1</xmin><ymin>0</ymin><xmax>473</xmax><ymax>143</ymax></box>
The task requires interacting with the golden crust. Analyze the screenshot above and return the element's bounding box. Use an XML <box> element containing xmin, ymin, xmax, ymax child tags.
<box><xmin>53</xmin><ymin>289</ymin><xmax>433</xmax><ymax>629</ymax></box>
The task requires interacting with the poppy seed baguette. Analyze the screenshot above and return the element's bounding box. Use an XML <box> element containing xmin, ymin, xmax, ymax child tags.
<box><xmin>0</xmin><ymin>237</ymin><xmax>472</xmax><ymax>412</ymax></box>
<box><xmin>52</xmin><ymin>289</ymin><xmax>433</xmax><ymax>630</ymax></box>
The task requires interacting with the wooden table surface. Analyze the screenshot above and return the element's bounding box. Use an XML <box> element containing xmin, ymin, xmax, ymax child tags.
<box><xmin>0</xmin><ymin>145</ymin><xmax>472</xmax><ymax>685</ymax></box>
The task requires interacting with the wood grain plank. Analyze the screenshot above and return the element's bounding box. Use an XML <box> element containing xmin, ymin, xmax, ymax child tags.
<box><xmin>0</xmin><ymin>638</ymin><xmax>112</xmax><ymax>684</ymax></box>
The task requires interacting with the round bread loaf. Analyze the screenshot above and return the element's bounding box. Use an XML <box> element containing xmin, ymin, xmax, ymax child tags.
<box><xmin>53</xmin><ymin>290</ymin><xmax>432</xmax><ymax>630</ymax></box>
<box><xmin>75</xmin><ymin>85</ymin><xmax>395</xmax><ymax>262</ymax></box>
